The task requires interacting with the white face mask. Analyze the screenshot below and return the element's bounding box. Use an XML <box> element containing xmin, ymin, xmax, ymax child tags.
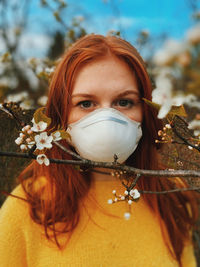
<box><xmin>67</xmin><ymin>108</ymin><xmax>142</xmax><ymax>163</ymax></box>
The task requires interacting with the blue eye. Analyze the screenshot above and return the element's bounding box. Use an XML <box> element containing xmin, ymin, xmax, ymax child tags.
<box><xmin>118</xmin><ymin>99</ymin><xmax>134</xmax><ymax>107</ymax></box>
<box><xmin>78</xmin><ymin>100</ymin><xmax>93</xmax><ymax>108</ymax></box>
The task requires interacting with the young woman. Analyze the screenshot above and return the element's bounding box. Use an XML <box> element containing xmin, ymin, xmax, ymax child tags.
<box><xmin>0</xmin><ymin>34</ymin><xmax>198</xmax><ymax>267</ymax></box>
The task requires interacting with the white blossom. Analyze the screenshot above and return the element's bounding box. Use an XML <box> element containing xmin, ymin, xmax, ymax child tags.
<box><xmin>0</xmin><ymin>77</ymin><xmax>18</xmax><ymax>89</ymax></box>
<box><xmin>124</xmin><ymin>212</ymin><xmax>131</xmax><ymax>220</ymax></box>
<box><xmin>107</xmin><ymin>199</ymin><xmax>113</xmax><ymax>204</ymax></box>
<box><xmin>153</xmin><ymin>39</ymin><xmax>186</xmax><ymax>66</ymax></box>
<box><xmin>5</xmin><ymin>91</ymin><xmax>28</xmax><ymax>102</ymax></box>
<box><xmin>188</xmin><ymin>120</ymin><xmax>200</xmax><ymax>136</ymax></box>
<box><xmin>153</xmin><ymin>49</ymin><xmax>173</xmax><ymax>66</ymax></box>
<box><xmin>112</xmin><ymin>190</ymin><xmax>116</xmax><ymax>194</ymax></box>
<box><xmin>165</xmin><ymin>124</ymin><xmax>171</xmax><ymax>129</ymax></box>
<box><xmin>51</xmin><ymin>131</ymin><xmax>62</xmax><ymax>141</ymax></box>
<box><xmin>31</xmin><ymin>118</ymin><xmax>47</xmax><ymax>132</ymax></box>
<box><xmin>27</xmin><ymin>141</ymin><xmax>35</xmax><ymax>149</ymax></box>
<box><xmin>188</xmin><ymin>120</ymin><xmax>200</xmax><ymax>130</ymax></box>
<box><xmin>128</xmin><ymin>200</ymin><xmax>132</xmax><ymax>205</ymax></box>
<box><xmin>130</xmin><ymin>189</ymin><xmax>140</xmax><ymax>199</ymax></box>
<box><xmin>20</xmin><ymin>99</ymin><xmax>34</xmax><ymax>110</ymax></box>
<box><xmin>36</xmin><ymin>154</ymin><xmax>50</xmax><ymax>166</ymax></box>
<box><xmin>35</xmin><ymin>132</ymin><xmax>53</xmax><ymax>150</ymax></box>
<box><xmin>44</xmin><ymin>66</ymin><xmax>55</xmax><ymax>75</ymax></box>
<box><xmin>152</xmin><ymin>71</ymin><xmax>173</xmax><ymax>119</ymax></box>
<box><xmin>124</xmin><ymin>190</ymin><xmax>128</xmax><ymax>195</ymax></box>
<box><xmin>37</xmin><ymin>95</ymin><xmax>48</xmax><ymax>106</ymax></box>
<box><xmin>121</xmin><ymin>196</ymin><xmax>125</xmax><ymax>200</ymax></box>
<box><xmin>153</xmin><ymin>71</ymin><xmax>198</xmax><ymax>119</ymax></box>
<box><xmin>194</xmin><ymin>130</ymin><xmax>200</xmax><ymax>137</ymax></box>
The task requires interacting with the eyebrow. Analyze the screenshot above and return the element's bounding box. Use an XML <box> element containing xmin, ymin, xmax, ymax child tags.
<box><xmin>71</xmin><ymin>90</ymin><xmax>140</xmax><ymax>99</ymax></box>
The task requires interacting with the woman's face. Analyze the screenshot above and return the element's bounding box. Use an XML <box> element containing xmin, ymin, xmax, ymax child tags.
<box><xmin>68</xmin><ymin>55</ymin><xmax>143</xmax><ymax>124</ymax></box>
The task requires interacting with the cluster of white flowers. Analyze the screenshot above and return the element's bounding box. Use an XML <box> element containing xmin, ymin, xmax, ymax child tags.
<box><xmin>153</xmin><ymin>39</ymin><xmax>186</xmax><ymax>66</ymax></box>
<box><xmin>152</xmin><ymin>24</ymin><xmax>200</xmax><ymax>121</ymax></box>
<box><xmin>107</xmin><ymin>188</ymin><xmax>141</xmax><ymax>220</ymax></box>
<box><xmin>27</xmin><ymin>58</ymin><xmax>55</xmax><ymax>78</ymax></box>
<box><xmin>5</xmin><ymin>91</ymin><xmax>34</xmax><ymax>110</ymax></box>
<box><xmin>153</xmin><ymin>24</ymin><xmax>200</xmax><ymax>67</ymax></box>
<box><xmin>152</xmin><ymin>68</ymin><xmax>198</xmax><ymax>119</ymax></box>
<box><xmin>15</xmin><ymin>118</ymin><xmax>62</xmax><ymax>166</ymax></box>
<box><xmin>0</xmin><ymin>76</ymin><xmax>18</xmax><ymax>89</ymax></box>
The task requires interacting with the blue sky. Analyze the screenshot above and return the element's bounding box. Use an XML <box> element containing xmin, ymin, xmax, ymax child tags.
<box><xmin>29</xmin><ymin>0</ymin><xmax>198</xmax><ymax>38</ymax></box>
<box><xmin>70</xmin><ymin>0</ymin><xmax>195</xmax><ymax>39</ymax></box>
<box><xmin>30</xmin><ymin>0</ymin><xmax>199</xmax><ymax>47</ymax></box>
<box><xmin>1</xmin><ymin>0</ymin><xmax>199</xmax><ymax>58</ymax></box>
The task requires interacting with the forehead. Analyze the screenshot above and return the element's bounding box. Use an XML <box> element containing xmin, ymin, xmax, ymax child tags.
<box><xmin>71</xmin><ymin>55</ymin><xmax>139</xmax><ymax>96</ymax></box>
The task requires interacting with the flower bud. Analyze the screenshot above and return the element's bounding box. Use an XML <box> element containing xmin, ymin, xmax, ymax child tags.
<box><xmin>128</xmin><ymin>200</ymin><xmax>132</xmax><ymax>205</ymax></box>
<box><xmin>19</xmin><ymin>133</ymin><xmax>25</xmax><ymax>138</ymax></box>
<box><xmin>124</xmin><ymin>190</ymin><xmax>129</xmax><ymax>195</ymax></box>
<box><xmin>27</xmin><ymin>130</ymin><xmax>33</xmax><ymax>135</ymax></box>
<box><xmin>15</xmin><ymin>137</ymin><xmax>23</xmax><ymax>145</ymax></box>
<box><xmin>107</xmin><ymin>199</ymin><xmax>113</xmax><ymax>204</ymax></box>
<box><xmin>26</xmin><ymin>138</ymin><xmax>31</xmax><ymax>143</ymax></box>
<box><xmin>124</xmin><ymin>212</ymin><xmax>131</xmax><ymax>220</ymax></box>
<box><xmin>24</xmin><ymin>125</ymin><xmax>31</xmax><ymax>131</ymax></box>
<box><xmin>20</xmin><ymin>144</ymin><xmax>27</xmax><ymax>151</ymax></box>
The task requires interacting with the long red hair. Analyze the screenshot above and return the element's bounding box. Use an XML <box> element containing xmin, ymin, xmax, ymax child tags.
<box><xmin>19</xmin><ymin>34</ymin><xmax>198</xmax><ymax>266</ymax></box>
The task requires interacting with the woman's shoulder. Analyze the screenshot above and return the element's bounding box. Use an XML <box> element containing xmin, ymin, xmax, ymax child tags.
<box><xmin>0</xmin><ymin>183</ymin><xmax>29</xmax><ymax>224</ymax></box>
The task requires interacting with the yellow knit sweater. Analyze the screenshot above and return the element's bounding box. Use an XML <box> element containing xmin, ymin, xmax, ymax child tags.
<box><xmin>0</xmin><ymin>178</ymin><xmax>196</xmax><ymax>267</ymax></box>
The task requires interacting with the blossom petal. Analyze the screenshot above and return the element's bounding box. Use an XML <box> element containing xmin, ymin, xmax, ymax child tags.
<box><xmin>36</xmin><ymin>154</ymin><xmax>49</xmax><ymax>166</ymax></box>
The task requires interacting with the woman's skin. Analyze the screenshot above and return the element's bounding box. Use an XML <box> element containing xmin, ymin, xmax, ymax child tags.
<box><xmin>68</xmin><ymin>55</ymin><xmax>143</xmax><ymax>180</ymax></box>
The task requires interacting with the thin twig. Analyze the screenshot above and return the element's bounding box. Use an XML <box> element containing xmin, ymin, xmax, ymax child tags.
<box><xmin>140</xmin><ymin>187</ymin><xmax>200</xmax><ymax>194</ymax></box>
<box><xmin>53</xmin><ymin>141</ymin><xmax>82</xmax><ymax>160</ymax></box>
<box><xmin>1</xmin><ymin>103</ymin><xmax>25</xmax><ymax>128</ymax></box>
<box><xmin>171</xmin><ymin>116</ymin><xmax>200</xmax><ymax>152</ymax></box>
<box><xmin>130</xmin><ymin>174</ymin><xmax>141</xmax><ymax>190</ymax></box>
<box><xmin>171</xmin><ymin>140</ymin><xmax>185</xmax><ymax>145</ymax></box>
<box><xmin>161</xmin><ymin>152</ymin><xmax>200</xmax><ymax>169</ymax></box>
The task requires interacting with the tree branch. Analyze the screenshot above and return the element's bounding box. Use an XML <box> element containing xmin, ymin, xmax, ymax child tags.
<box><xmin>140</xmin><ymin>187</ymin><xmax>200</xmax><ymax>194</ymax></box>
<box><xmin>1</xmin><ymin>150</ymin><xmax>200</xmax><ymax>178</ymax></box>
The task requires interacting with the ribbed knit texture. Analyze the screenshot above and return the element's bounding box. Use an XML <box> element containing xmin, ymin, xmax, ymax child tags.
<box><xmin>0</xmin><ymin>178</ymin><xmax>196</xmax><ymax>267</ymax></box>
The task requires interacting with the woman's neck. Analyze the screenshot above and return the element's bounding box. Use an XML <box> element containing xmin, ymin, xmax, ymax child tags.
<box><xmin>90</xmin><ymin>167</ymin><xmax>117</xmax><ymax>181</ymax></box>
